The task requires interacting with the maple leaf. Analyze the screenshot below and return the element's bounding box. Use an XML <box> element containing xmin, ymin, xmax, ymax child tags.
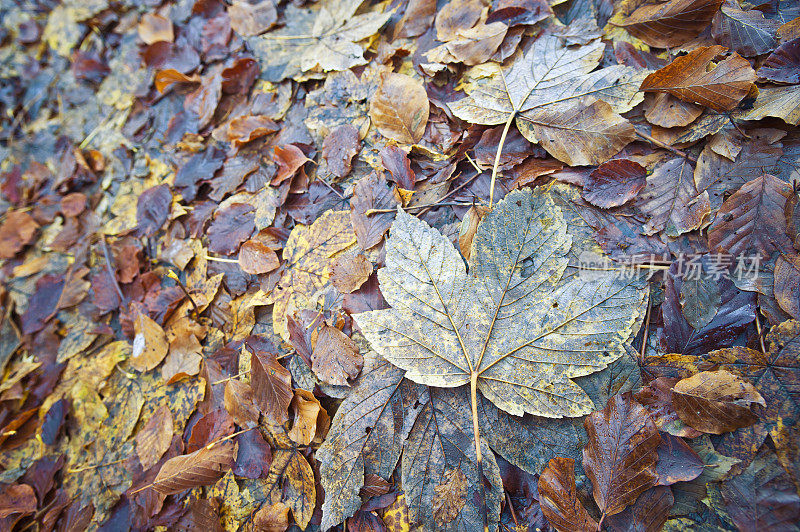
<box><xmin>247</xmin><ymin>0</ymin><xmax>391</xmax><ymax>82</ymax></box>
<box><xmin>355</xmin><ymin>188</ymin><xmax>647</xmax><ymax>419</ymax></box>
<box><xmin>449</xmin><ymin>34</ymin><xmax>645</xmax><ymax>166</ymax></box>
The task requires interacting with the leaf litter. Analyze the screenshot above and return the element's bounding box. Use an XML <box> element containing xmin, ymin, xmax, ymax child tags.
<box><xmin>1</xmin><ymin>0</ymin><xmax>800</xmax><ymax>530</ymax></box>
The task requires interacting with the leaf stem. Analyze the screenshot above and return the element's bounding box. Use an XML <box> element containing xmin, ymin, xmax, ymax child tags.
<box><xmin>634</xmin><ymin>129</ymin><xmax>697</xmax><ymax>163</ymax></box>
<box><xmin>489</xmin><ymin>112</ymin><xmax>517</xmax><ymax>208</ymax></box>
<box><xmin>470</xmin><ymin>371</ymin><xmax>489</xmax><ymax>532</ymax></box>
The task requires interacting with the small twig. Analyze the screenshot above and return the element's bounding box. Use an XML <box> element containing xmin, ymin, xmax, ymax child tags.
<box><xmin>68</xmin><ymin>457</ymin><xmax>127</xmax><ymax>473</ymax></box>
<box><xmin>639</xmin><ymin>293</ymin><xmax>651</xmax><ymax>361</ymax></box>
<box><xmin>101</xmin><ymin>236</ymin><xmax>126</xmax><ymax>305</ymax></box>
<box><xmin>205</xmin><ymin>255</ymin><xmax>239</xmax><ymax>264</ymax></box>
<box><xmin>635</xmin><ymin>130</ymin><xmax>697</xmax><ymax>163</ymax></box>
<box><xmin>166</xmin><ymin>270</ymin><xmax>199</xmax><ymax>317</ymax></box>
<box><xmin>315</xmin><ymin>176</ymin><xmax>346</xmax><ymax>200</ymax></box>
<box><xmin>211</xmin><ymin>370</ymin><xmax>250</xmax><ymax>385</ymax></box>
<box><xmin>367</xmin><ymin>202</ymin><xmax>476</xmax><ymax>214</ymax></box>
<box><xmin>504</xmin><ymin>492</ymin><xmax>519</xmax><ymax>529</ymax></box>
<box><xmin>465</xmin><ymin>152</ymin><xmax>483</xmax><ymax>174</ymax></box>
<box><xmin>754</xmin><ymin>309</ymin><xmax>767</xmax><ymax>354</ymax></box>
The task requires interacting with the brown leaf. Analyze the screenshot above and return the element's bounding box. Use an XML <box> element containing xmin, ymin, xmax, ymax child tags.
<box><xmin>131</xmin><ymin>313</ymin><xmax>169</xmax><ymax>372</ymax></box>
<box><xmin>311</xmin><ymin>324</ymin><xmax>363</xmax><ymax>385</ymax></box>
<box><xmin>672</xmin><ymin>369</ymin><xmax>766</xmax><ymax>434</ymax></box>
<box><xmin>432</xmin><ymin>468</ymin><xmax>468</xmax><ymax>526</ymax></box>
<box><xmin>350</xmin><ymin>172</ymin><xmax>399</xmax><ymax>250</ymax></box>
<box><xmin>173</xmin><ymin>498</ymin><xmax>225</xmax><ymax>532</ymax></box>
<box><xmin>272</xmin><ymin>145</ymin><xmax>310</xmax><ymax>185</ymax></box>
<box><xmin>250</xmin><ymin>348</ymin><xmax>293</xmax><ymax>425</ymax></box>
<box><xmin>185</xmin><ymin>74</ymin><xmax>222</xmax><ymax>130</ymax></box>
<box><xmin>288</xmin><ymin>389</ymin><xmax>330</xmax><ymax>446</ymax></box>
<box><xmin>228</xmin><ymin>0</ymin><xmax>277</xmax><ymax>37</ymax></box>
<box><xmin>605</xmin><ymin>486</ymin><xmax>673</xmax><ymax>532</ymax></box>
<box><xmin>612</xmin><ymin>0</ymin><xmax>724</xmax><ymax>48</ymax></box>
<box><xmin>711</xmin><ymin>3</ymin><xmax>780</xmax><ymax>57</ymax></box>
<box><xmin>654</xmin><ymin>432</ymin><xmax>704</xmax><ymax>485</ymax></box>
<box><xmin>136</xmin><ymin>405</ymin><xmax>174</xmax><ymax>471</ymax></box>
<box><xmin>136</xmin><ymin>185</ymin><xmax>172</xmax><ymax>237</ymax></box>
<box><xmin>138</xmin><ymin>13</ymin><xmax>174</xmax><ymax>45</ymax></box>
<box><xmin>323</xmin><ymin>125</ymin><xmax>361</xmax><ymax>179</ymax></box>
<box><xmin>444</xmin><ymin>22</ymin><xmax>508</xmax><ymax>66</ymax></box>
<box><xmin>583</xmin><ymin>393</ymin><xmax>661</xmax><ymax>518</ymax></box>
<box><xmin>208</xmin><ymin>204</ymin><xmax>255</xmax><ymax>255</ymax></box>
<box><xmin>238</xmin><ymin>240</ymin><xmax>280</xmax><ymax>275</ymax></box>
<box><xmin>457</xmin><ymin>205</ymin><xmax>490</xmax><ymax>261</ymax></box>
<box><xmin>640</xmin><ymin>46</ymin><xmax>756</xmax><ymax>111</ymax></box>
<box><xmin>634</xmin><ymin>377</ymin><xmax>702</xmax><ymax>438</ymax></box>
<box><xmin>224</xmin><ymin>379</ymin><xmax>260</xmax><ymax>429</ymax></box>
<box><xmin>0</xmin><ymin>484</ymin><xmax>36</xmax><ymax>519</ymax></box>
<box><xmin>187</xmin><ymin>409</ymin><xmax>235</xmax><ymax>453</ymax></box>
<box><xmin>331</xmin><ymin>255</ymin><xmax>372</xmax><ymax>294</ymax></box>
<box><xmin>369</xmin><ymin>73</ymin><xmax>429</xmax><ymax>144</ymax></box>
<box><xmin>154</xmin><ymin>69</ymin><xmax>200</xmax><ymax>93</ymax></box>
<box><xmin>0</xmin><ymin>210</ymin><xmax>38</xmax><ymax>259</ymax></box>
<box><xmin>227</xmin><ymin>115</ymin><xmax>279</xmax><ymax>149</ymax></box>
<box><xmin>582</xmin><ymin>159</ymin><xmax>646</xmax><ymax>209</ymax></box>
<box><xmin>707</xmin><ymin>174</ymin><xmax>794</xmax><ymax>259</ymax></box>
<box><xmin>380</xmin><ymin>146</ymin><xmax>416</xmax><ymax>190</ymax></box>
<box><xmin>774</xmin><ymin>254</ymin><xmax>800</xmax><ymax>318</ymax></box>
<box><xmin>538</xmin><ymin>457</ymin><xmax>598</xmax><ymax>532</ymax></box>
<box><xmin>152</xmin><ymin>440</ymin><xmax>236</xmax><ymax>495</ymax></box>
<box><xmin>396</xmin><ymin>0</ymin><xmax>436</xmax><ymax>38</ymax></box>
<box><xmin>252</xmin><ymin>501</ymin><xmax>290</xmax><ymax>532</ymax></box>
<box><xmin>644</xmin><ymin>92</ymin><xmax>703</xmax><ymax>128</ymax></box>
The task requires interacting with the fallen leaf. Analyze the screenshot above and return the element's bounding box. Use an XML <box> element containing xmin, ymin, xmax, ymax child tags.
<box><xmin>311</xmin><ymin>324</ymin><xmax>363</xmax><ymax>385</ymax></box>
<box><xmin>355</xmin><ymin>188</ymin><xmax>647</xmax><ymax>418</ymax></box>
<box><xmin>247</xmin><ymin>0</ymin><xmax>392</xmax><ymax>81</ymax></box>
<box><xmin>138</xmin><ymin>13</ymin><xmax>174</xmax><ymax>45</ymax></box>
<box><xmin>131</xmin><ymin>313</ymin><xmax>169</xmax><ymax>372</ymax></box>
<box><xmin>712</xmin><ymin>3</ymin><xmax>780</xmax><ymax>57</ymax></box>
<box><xmin>330</xmin><ymin>254</ymin><xmax>372</xmax><ymax>294</ymax></box>
<box><xmin>288</xmin><ymin>389</ymin><xmax>329</xmax><ymax>445</ymax></box>
<box><xmin>538</xmin><ymin>457</ymin><xmax>598</xmax><ymax>532</ymax></box>
<box><xmin>350</xmin><ymin>172</ymin><xmax>399</xmax><ymax>250</ymax></box>
<box><xmin>0</xmin><ymin>211</ymin><xmax>38</xmax><ymax>259</ymax></box>
<box><xmin>654</xmin><ymin>432</ymin><xmax>704</xmax><ymax>485</ymax></box>
<box><xmin>449</xmin><ymin>35</ymin><xmax>643</xmax><ymax>165</ymax></box>
<box><xmin>582</xmin><ymin>393</ymin><xmax>661</xmax><ymax>518</ymax></box>
<box><xmin>672</xmin><ymin>369</ymin><xmax>766</xmax><ymax>434</ymax></box>
<box><xmin>644</xmin><ymin>92</ymin><xmax>704</xmax><ymax>128</ymax></box>
<box><xmin>135</xmin><ymin>405</ymin><xmax>174</xmax><ymax>470</ymax></box>
<box><xmin>228</xmin><ymin>0</ymin><xmax>277</xmax><ymax>37</ymax></box>
<box><xmin>250</xmin><ymin>348</ymin><xmax>293</xmax><ymax>424</ymax></box>
<box><xmin>605</xmin><ymin>486</ymin><xmax>674</xmax><ymax>532</ymax></box>
<box><xmin>322</xmin><ymin>124</ymin><xmax>360</xmax><ymax>178</ymax></box>
<box><xmin>431</xmin><ymin>468</ymin><xmax>468</xmax><ymax>526</ymax></box>
<box><xmin>758</xmin><ymin>38</ymin><xmax>800</xmax><ymax>84</ymax></box>
<box><xmin>707</xmin><ymin>173</ymin><xmax>794</xmax><ymax>258</ymax></box>
<box><xmin>238</xmin><ymin>240</ymin><xmax>280</xmax><ymax>275</ymax></box>
<box><xmin>207</xmin><ymin>204</ymin><xmax>255</xmax><ymax>255</ymax></box>
<box><xmin>582</xmin><ymin>159</ymin><xmax>646</xmax><ymax>209</ymax></box>
<box><xmin>734</xmin><ymin>84</ymin><xmax>800</xmax><ymax>125</ymax></box>
<box><xmin>611</xmin><ymin>0</ymin><xmax>725</xmax><ymax>48</ymax></box>
<box><xmin>272</xmin><ymin>144</ymin><xmax>310</xmax><ymax>185</ymax></box>
<box><xmin>640</xmin><ymin>46</ymin><xmax>756</xmax><ymax>111</ymax></box>
<box><xmin>152</xmin><ymin>441</ymin><xmax>236</xmax><ymax>495</ymax></box>
<box><xmin>0</xmin><ymin>483</ymin><xmax>36</xmax><ymax>519</ymax></box>
<box><xmin>224</xmin><ymin>379</ymin><xmax>260</xmax><ymax>429</ymax></box>
<box><xmin>252</xmin><ymin>501</ymin><xmax>290</xmax><ymax>532</ymax></box>
<box><xmin>369</xmin><ymin>73</ymin><xmax>429</xmax><ymax>144</ymax></box>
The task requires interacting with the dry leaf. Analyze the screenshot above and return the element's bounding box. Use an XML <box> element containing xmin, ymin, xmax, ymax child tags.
<box><xmin>136</xmin><ymin>405</ymin><xmax>174</xmax><ymax>470</ymax></box>
<box><xmin>369</xmin><ymin>73</ymin><xmax>429</xmax><ymax>144</ymax></box>
<box><xmin>310</xmin><ymin>324</ymin><xmax>363</xmax><ymax>385</ymax></box>
<box><xmin>152</xmin><ymin>441</ymin><xmax>236</xmax><ymax>495</ymax></box>
<box><xmin>330</xmin><ymin>254</ymin><xmax>372</xmax><ymax>294</ymax></box>
<box><xmin>131</xmin><ymin>313</ymin><xmax>169</xmax><ymax>372</ymax></box>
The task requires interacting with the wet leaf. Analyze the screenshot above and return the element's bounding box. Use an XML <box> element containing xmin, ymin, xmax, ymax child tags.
<box><xmin>449</xmin><ymin>34</ymin><xmax>643</xmax><ymax>165</ymax></box>
<box><xmin>582</xmin><ymin>159</ymin><xmax>646</xmax><ymax>209</ymax></box>
<box><xmin>250</xmin><ymin>347</ymin><xmax>293</xmax><ymax>425</ymax></box>
<box><xmin>208</xmin><ymin>204</ymin><xmax>255</xmax><ymax>255</ymax></box>
<box><xmin>152</xmin><ymin>441</ymin><xmax>236</xmax><ymax>495</ymax></box>
<box><xmin>0</xmin><ymin>211</ymin><xmax>38</xmax><ymax>259</ymax></box>
<box><xmin>135</xmin><ymin>405</ymin><xmax>174</xmax><ymax>471</ymax></box>
<box><xmin>611</xmin><ymin>0</ymin><xmax>724</xmax><ymax>48</ymax></box>
<box><xmin>757</xmin><ymin>39</ymin><xmax>800</xmax><ymax>84</ymax></box>
<box><xmin>311</xmin><ymin>323</ymin><xmax>363</xmax><ymax>385</ymax></box>
<box><xmin>582</xmin><ymin>393</ymin><xmax>661</xmax><ymax>518</ymax></box>
<box><xmin>228</xmin><ymin>0</ymin><xmax>277</xmax><ymax>37</ymax></box>
<box><xmin>672</xmin><ymin>369</ymin><xmax>766</xmax><ymax>434</ymax></box>
<box><xmin>369</xmin><ymin>73</ymin><xmax>429</xmax><ymax>144</ymax></box>
<box><xmin>322</xmin><ymin>124</ymin><xmax>360</xmax><ymax>178</ymax></box>
<box><xmin>654</xmin><ymin>432</ymin><xmax>704</xmax><ymax>486</ymax></box>
<box><xmin>538</xmin><ymin>457</ymin><xmax>598</xmax><ymax>532</ymax></box>
<box><xmin>350</xmin><ymin>172</ymin><xmax>399</xmax><ymax>251</ymax></box>
<box><xmin>712</xmin><ymin>3</ymin><xmax>780</xmax><ymax>57</ymax></box>
<box><xmin>640</xmin><ymin>46</ymin><xmax>756</xmax><ymax>111</ymax></box>
<box><xmin>605</xmin><ymin>486</ymin><xmax>674</xmax><ymax>532</ymax></box>
<box><xmin>238</xmin><ymin>240</ymin><xmax>280</xmax><ymax>275</ymax></box>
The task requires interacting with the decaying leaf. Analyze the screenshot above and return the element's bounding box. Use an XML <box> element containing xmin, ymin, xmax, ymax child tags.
<box><xmin>250</xmin><ymin>348</ymin><xmax>293</xmax><ymax>425</ymax></box>
<box><xmin>135</xmin><ymin>405</ymin><xmax>174</xmax><ymax>470</ymax></box>
<box><xmin>131</xmin><ymin>313</ymin><xmax>169</xmax><ymax>372</ymax></box>
<box><xmin>152</xmin><ymin>441</ymin><xmax>236</xmax><ymax>495</ymax></box>
<box><xmin>369</xmin><ymin>73</ymin><xmax>429</xmax><ymax>144</ymax></box>
<box><xmin>672</xmin><ymin>370</ymin><xmax>766</xmax><ymax>434</ymax></box>
<box><xmin>330</xmin><ymin>254</ymin><xmax>372</xmax><ymax>294</ymax></box>
<box><xmin>611</xmin><ymin>0</ymin><xmax>725</xmax><ymax>48</ymax></box>
<box><xmin>538</xmin><ymin>457</ymin><xmax>598</xmax><ymax>532</ymax></box>
<box><xmin>583</xmin><ymin>393</ymin><xmax>661</xmax><ymax>518</ymax></box>
<box><xmin>311</xmin><ymin>324</ymin><xmax>363</xmax><ymax>385</ymax></box>
<box><xmin>640</xmin><ymin>46</ymin><xmax>756</xmax><ymax>111</ymax></box>
<box><xmin>431</xmin><ymin>468</ymin><xmax>468</xmax><ymax>526</ymax></box>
